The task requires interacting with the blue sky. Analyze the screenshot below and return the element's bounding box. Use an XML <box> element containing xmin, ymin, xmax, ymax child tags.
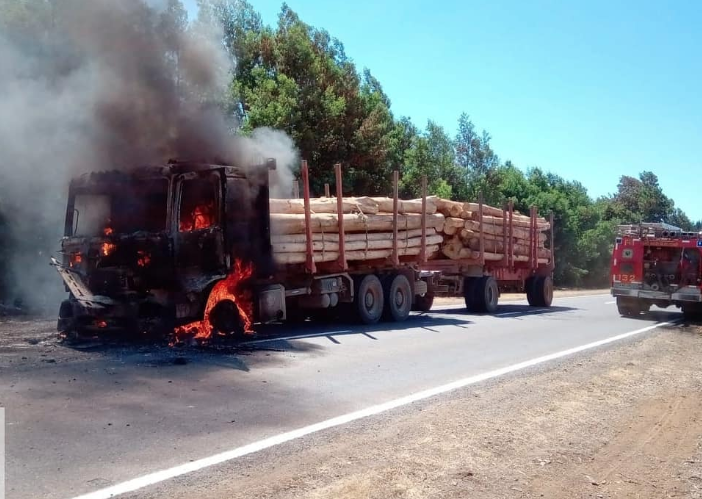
<box><xmin>184</xmin><ymin>0</ymin><xmax>701</xmax><ymax>220</ymax></box>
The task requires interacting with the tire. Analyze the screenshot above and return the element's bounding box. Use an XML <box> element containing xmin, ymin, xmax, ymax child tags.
<box><xmin>383</xmin><ymin>274</ymin><xmax>412</xmax><ymax>322</ymax></box>
<box><xmin>463</xmin><ymin>277</ymin><xmax>479</xmax><ymax>311</ymax></box>
<box><xmin>353</xmin><ymin>274</ymin><xmax>384</xmax><ymax>324</ymax></box>
<box><xmin>474</xmin><ymin>276</ymin><xmax>499</xmax><ymax>313</ymax></box>
<box><xmin>532</xmin><ymin>276</ymin><xmax>553</xmax><ymax>307</ymax></box>
<box><xmin>681</xmin><ymin>304</ymin><xmax>702</xmax><ymax>322</ymax></box>
<box><xmin>525</xmin><ymin>277</ymin><xmax>537</xmax><ymax>306</ymax></box>
<box><xmin>413</xmin><ymin>292</ymin><xmax>435</xmax><ymax>312</ymax></box>
<box><xmin>616</xmin><ymin>297</ymin><xmax>638</xmax><ymax>317</ymax></box>
<box><xmin>209</xmin><ymin>300</ymin><xmax>246</xmax><ymax>340</ymax></box>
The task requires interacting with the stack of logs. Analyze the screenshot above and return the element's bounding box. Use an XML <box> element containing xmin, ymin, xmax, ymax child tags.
<box><xmin>269</xmin><ymin>196</ymin><xmax>550</xmax><ymax>265</ymax></box>
<box><xmin>434</xmin><ymin>199</ymin><xmax>551</xmax><ymax>263</ymax></box>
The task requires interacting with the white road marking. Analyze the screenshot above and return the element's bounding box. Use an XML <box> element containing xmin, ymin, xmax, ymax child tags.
<box><xmin>67</xmin><ymin>319</ymin><xmax>675</xmax><ymax>499</ymax></box>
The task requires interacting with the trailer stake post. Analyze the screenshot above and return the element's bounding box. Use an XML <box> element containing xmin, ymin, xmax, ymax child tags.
<box><xmin>501</xmin><ymin>201</ymin><xmax>508</xmax><ymax>266</ymax></box>
<box><xmin>301</xmin><ymin>160</ymin><xmax>316</xmax><ymax>274</ymax></box>
<box><xmin>392</xmin><ymin>170</ymin><xmax>399</xmax><ymax>266</ymax></box>
<box><xmin>508</xmin><ymin>200</ymin><xmax>514</xmax><ymax>270</ymax></box>
<box><xmin>549</xmin><ymin>212</ymin><xmax>555</xmax><ymax>271</ymax></box>
<box><xmin>324</xmin><ymin>183</ymin><xmax>330</xmax><ymax>198</ymax></box>
<box><xmin>479</xmin><ymin>192</ymin><xmax>485</xmax><ymax>266</ymax></box>
<box><xmin>420</xmin><ymin>175</ymin><xmax>427</xmax><ymax>263</ymax></box>
<box><xmin>334</xmin><ymin>163</ymin><xmax>347</xmax><ymax>270</ymax></box>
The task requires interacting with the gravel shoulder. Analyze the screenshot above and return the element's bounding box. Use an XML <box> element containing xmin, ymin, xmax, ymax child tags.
<box><xmin>135</xmin><ymin>323</ymin><xmax>702</xmax><ymax>499</ymax></box>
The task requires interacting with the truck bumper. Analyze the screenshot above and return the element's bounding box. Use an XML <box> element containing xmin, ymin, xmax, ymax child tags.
<box><xmin>611</xmin><ymin>286</ymin><xmax>702</xmax><ymax>303</ymax></box>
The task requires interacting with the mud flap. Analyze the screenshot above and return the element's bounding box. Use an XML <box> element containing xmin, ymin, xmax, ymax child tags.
<box><xmin>50</xmin><ymin>257</ymin><xmax>115</xmax><ymax>309</ymax></box>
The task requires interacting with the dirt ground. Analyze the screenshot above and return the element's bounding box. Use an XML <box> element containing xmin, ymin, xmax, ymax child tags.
<box><xmin>161</xmin><ymin>323</ymin><xmax>702</xmax><ymax>499</ymax></box>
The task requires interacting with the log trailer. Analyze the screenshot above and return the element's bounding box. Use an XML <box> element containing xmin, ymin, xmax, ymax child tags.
<box><xmin>611</xmin><ymin>222</ymin><xmax>702</xmax><ymax>319</ymax></box>
<box><xmin>52</xmin><ymin>159</ymin><xmax>554</xmax><ymax>339</ymax></box>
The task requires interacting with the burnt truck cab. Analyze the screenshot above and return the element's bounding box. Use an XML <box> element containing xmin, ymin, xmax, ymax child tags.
<box><xmin>53</xmin><ymin>160</ymin><xmax>285</xmax><ymax>336</ymax></box>
<box><xmin>611</xmin><ymin>222</ymin><xmax>702</xmax><ymax>319</ymax></box>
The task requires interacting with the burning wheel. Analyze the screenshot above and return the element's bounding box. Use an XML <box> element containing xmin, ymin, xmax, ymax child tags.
<box><xmin>209</xmin><ymin>300</ymin><xmax>246</xmax><ymax>339</ymax></box>
<box><xmin>353</xmin><ymin>274</ymin><xmax>384</xmax><ymax>324</ymax></box>
<box><xmin>383</xmin><ymin>274</ymin><xmax>412</xmax><ymax>322</ymax></box>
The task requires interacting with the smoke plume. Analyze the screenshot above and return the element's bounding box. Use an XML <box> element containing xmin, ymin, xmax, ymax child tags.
<box><xmin>0</xmin><ymin>0</ymin><xmax>297</xmax><ymax>311</ymax></box>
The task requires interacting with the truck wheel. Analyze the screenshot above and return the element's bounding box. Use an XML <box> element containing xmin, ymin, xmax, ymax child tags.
<box><xmin>532</xmin><ymin>276</ymin><xmax>553</xmax><ymax>307</ymax></box>
<box><xmin>474</xmin><ymin>276</ymin><xmax>499</xmax><ymax>313</ymax></box>
<box><xmin>525</xmin><ymin>277</ymin><xmax>537</xmax><ymax>306</ymax></box>
<box><xmin>383</xmin><ymin>274</ymin><xmax>412</xmax><ymax>322</ymax></box>
<box><xmin>681</xmin><ymin>304</ymin><xmax>702</xmax><ymax>321</ymax></box>
<box><xmin>413</xmin><ymin>292</ymin><xmax>435</xmax><ymax>312</ymax></box>
<box><xmin>354</xmin><ymin>274</ymin><xmax>384</xmax><ymax>324</ymax></box>
<box><xmin>463</xmin><ymin>277</ymin><xmax>479</xmax><ymax>311</ymax></box>
<box><xmin>616</xmin><ymin>297</ymin><xmax>638</xmax><ymax>317</ymax></box>
<box><xmin>209</xmin><ymin>300</ymin><xmax>246</xmax><ymax>339</ymax></box>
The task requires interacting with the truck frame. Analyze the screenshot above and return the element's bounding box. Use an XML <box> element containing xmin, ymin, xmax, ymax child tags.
<box><xmin>52</xmin><ymin>159</ymin><xmax>555</xmax><ymax>339</ymax></box>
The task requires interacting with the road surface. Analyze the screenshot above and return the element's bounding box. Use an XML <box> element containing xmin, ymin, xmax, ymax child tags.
<box><xmin>0</xmin><ymin>294</ymin><xmax>679</xmax><ymax>499</ymax></box>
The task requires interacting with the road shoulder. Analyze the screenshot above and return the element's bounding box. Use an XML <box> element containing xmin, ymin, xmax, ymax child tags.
<box><xmin>134</xmin><ymin>323</ymin><xmax>702</xmax><ymax>499</ymax></box>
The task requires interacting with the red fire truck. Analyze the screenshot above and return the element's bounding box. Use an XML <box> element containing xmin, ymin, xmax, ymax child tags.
<box><xmin>610</xmin><ymin>223</ymin><xmax>702</xmax><ymax>319</ymax></box>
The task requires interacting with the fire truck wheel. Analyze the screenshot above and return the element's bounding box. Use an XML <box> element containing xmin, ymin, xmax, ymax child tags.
<box><xmin>413</xmin><ymin>292</ymin><xmax>435</xmax><ymax>312</ymax></box>
<box><xmin>616</xmin><ymin>297</ymin><xmax>639</xmax><ymax>317</ymax></box>
<box><xmin>354</xmin><ymin>274</ymin><xmax>384</xmax><ymax>324</ymax></box>
<box><xmin>383</xmin><ymin>274</ymin><xmax>412</xmax><ymax>322</ymax></box>
<box><xmin>533</xmin><ymin>276</ymin><xmax>553</xmax><ymax>307</ymax></box>
<box><xmin>682</xmin><ymin>304</ymin><xmax>702</xmax><ymax>321</ymax></box>
<box><xmin>474</xmin><ymin>276</ymin><xmax>499</xmax><ymax>313</ymax></box>
<box><xmin>209</xmin><ymin>300</ymin><xmax>245</xmax><ymax>339</ymax></box>
<box><xmin>463</xmin><ymin>277</ymin><xmax>480</xmax><ymax>311</ymax></box>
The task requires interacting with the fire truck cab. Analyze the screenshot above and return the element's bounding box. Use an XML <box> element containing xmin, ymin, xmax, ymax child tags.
<box><xmin>610</xmin><ymin>222</ymin><xmax>702</xmax><ymax>319</ymax></box>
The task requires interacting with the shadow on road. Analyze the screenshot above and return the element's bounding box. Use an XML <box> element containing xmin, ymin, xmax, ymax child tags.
<box><xmin>429</xmin><ymin>304</ymin><xmax>577</xmax><ymax>318</ymax></box>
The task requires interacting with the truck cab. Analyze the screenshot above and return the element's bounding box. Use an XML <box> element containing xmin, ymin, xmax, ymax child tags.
<box><xmin>610</xmin><ymin>223</ymin><xmax>702</xmax><ymax>319</ymax></box>
<box><xmin>53</xmin><ymin>160</ymin><xmax>284</xmax><ymax>338</ymax></box>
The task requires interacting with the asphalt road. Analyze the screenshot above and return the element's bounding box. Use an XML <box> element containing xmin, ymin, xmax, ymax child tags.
<box><xmin>0</xmin><ymin>294</ymin><xmax>680</xmax><ymax>499</ymax></box>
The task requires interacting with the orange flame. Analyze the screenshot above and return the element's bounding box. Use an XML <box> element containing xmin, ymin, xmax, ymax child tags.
<box><xmin>103</xmin><ymin>227</ymin><xmax>114</xmax><ymax>236</ymax></box>
<box><xmin>137</xmin><ymin>250</ymin><xmax>151</xmax><ymax>267</ymax></box>
<box><xmin>180</xmin><ymin>203</ymin><xmax>215</xmax><ymax>232</ymax></box>
<box><xmin>95</xmin><ymin>320</ymin><xmax>107</xmax><ymax>328</ymax></box>
<box><xmin>101</xmin><ymin>242</ymin><xmax>116</xmax><ymax>256</ymax></box>
<box><xmin>173</xmin><ymin>258</ymin><xmax>254</xmax><ymax>344</ymax></box>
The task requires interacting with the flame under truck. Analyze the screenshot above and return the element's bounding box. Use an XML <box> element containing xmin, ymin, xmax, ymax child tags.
<box><xmin>611</xmin><ymin>223</ymin><xmax>702</xmax><ymax>319</ymax></box>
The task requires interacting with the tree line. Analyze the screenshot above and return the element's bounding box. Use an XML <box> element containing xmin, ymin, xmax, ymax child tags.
<box><xmin>0</xmin><ymin>0</ymin><xmax>698</xmax><ymax>307</ymax></box>
<box><xmin>202</xmin><ymin>0</ymin><xmax>698</xmax><ymax>286</ymax></box>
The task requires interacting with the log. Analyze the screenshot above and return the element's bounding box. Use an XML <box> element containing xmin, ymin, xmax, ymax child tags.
<box><xmin>371</xmin><ymin>196</ymin><xmax>438</xmax><ymax>214</ymax></box>
<box><xmin>460</xmin><ymin>230</ymin><xmax>547</xmax><ymax>247</ymax></box>
<box><xmin>270</xmin><ymin>212</ymin><xmax>446</xmax><ymax>235</ymax></box>
<box><xmin>463</xmin><ymin>202</ymin><xmax>504</xmax><ymax>218</ymax></box>
<box><xmin>467</xmin><ymin>239</ymin><xmax>550</xmax><ymax>258</ymax></box>
<box><xmin>471</xmin><ymin>212</ymin><xmax>549</xmax><ymax>228</ymax></box>
<box><xmin>442</xmin><ymin>217</ymin><xmax>467</xmax><ymax>236</ymax></box>
<box><xmin>271</xmin><ymin>228</ymin><xmax>437</xmax><ymax>245</ymax></box>
<box><xmin>434</xmin><ymin>198</ymin><xmax>464</xmax><ymax>218</ymax></box>
<box><xmin>269</xmin><ymin>197</ymin><xmax>379</xmax><ymax>215</ymax></box>
<box><xmin>273</xmin><ymin>244</ymin><xmax>441</xmax><ymax>264</ymax></box>
<box><xmin>441</xmin><ymin>236</ymin><xmax>479</xmax><ymax>260</ymax></box>
<box><xmin>464</xmin><ymin>220</ymin><xmax>548</xmax><ymax>238</ymax></box>
<box><xmin>272</xmin><ymin>234</ymin><xmax>444</xmax><ymax>253</ymax></box>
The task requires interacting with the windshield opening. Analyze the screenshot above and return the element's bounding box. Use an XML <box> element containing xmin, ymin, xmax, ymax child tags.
<box><xmin>71</xmin><ymin>178</ymin><xmax>169</xmax><ymax>236</ymax></box>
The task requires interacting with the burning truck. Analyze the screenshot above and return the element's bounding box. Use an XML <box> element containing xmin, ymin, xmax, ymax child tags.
<box><xmin>53</xmin><ymin>160</ymin><xmax>279</xmax><ymax>341</ymax></box>
<box><xmin>53</xmin><ymin>159</ymin><xmax>554</xmax><ymax>342</ymax></box>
